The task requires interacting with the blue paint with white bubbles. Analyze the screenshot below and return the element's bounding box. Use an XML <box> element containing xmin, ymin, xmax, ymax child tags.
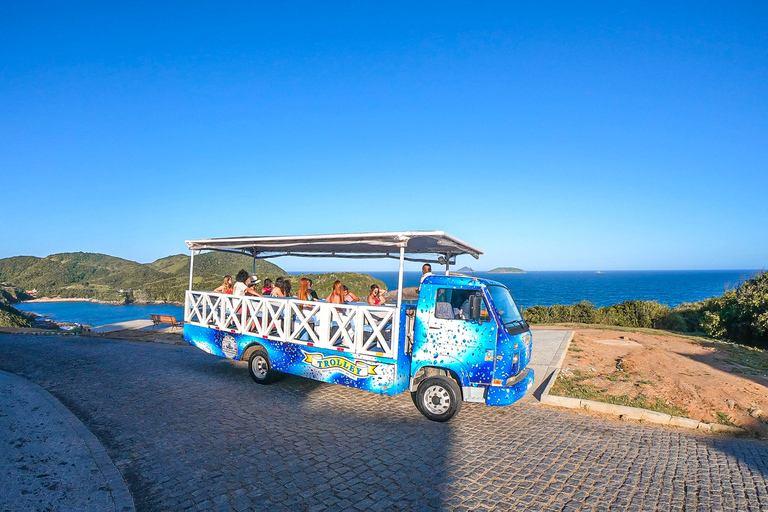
<box><xmin>184</xmin><ymin>274</ymin><xmax>533</xmax><ymax>413</ymax></box>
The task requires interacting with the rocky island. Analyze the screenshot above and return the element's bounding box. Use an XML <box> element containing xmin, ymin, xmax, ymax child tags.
<box><xmin>488</xmin><ymin>267</ymin><xmax>525</xmax><ymax>274</ymax></box>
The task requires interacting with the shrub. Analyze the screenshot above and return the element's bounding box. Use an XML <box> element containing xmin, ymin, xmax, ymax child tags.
<box><xmin>522</xmin><ymin>271</ymin><xmax>768</xmax><ymax>349</ymax></box>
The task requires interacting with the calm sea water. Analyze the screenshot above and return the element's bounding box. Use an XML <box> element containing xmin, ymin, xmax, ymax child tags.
<box><xmin>14</xmin><ymin>270</ymin><xmax>762</xmax><ymax>326</ymax></box>
<box><xmin>368</xmin><ymin>269</ymin><xmax>762</xmax><ymax>310</ymax></box>
<box><xmin>15</xmin><ymin>302</ymin><xmax>184</xmax><ymax>327</ymax></box>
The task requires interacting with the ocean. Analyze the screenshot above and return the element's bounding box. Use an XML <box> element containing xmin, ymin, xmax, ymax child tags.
<box><xmin>367</xmin><ymin>270</ymin><xmax>761</xmax><ymax>309</ymax></box>
<box><xmin>14</xmin><ymin>302</ymin><xmax>184</xmax><ymax>327</ymax></box>
<box><xmin>13</xmin><ymin>270</ymin><xmax>762</xmax><ymax>327</ymax></box>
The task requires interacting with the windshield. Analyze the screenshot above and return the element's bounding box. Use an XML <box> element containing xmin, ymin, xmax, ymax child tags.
<box><xmin>487</xmin><ymin>286</ymin><xmax>525</xmax><ymax>325</ymax></box>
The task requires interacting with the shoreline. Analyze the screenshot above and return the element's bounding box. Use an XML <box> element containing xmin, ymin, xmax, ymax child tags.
<box><xmin>20</xmin><ymin>298</ymin><xmax>184</xmax><ymax>307</ymax></box>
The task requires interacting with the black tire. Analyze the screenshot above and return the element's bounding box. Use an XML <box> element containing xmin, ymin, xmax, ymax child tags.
<box><xmin>410</xmin><ymin>390</ymin><xmax>423</xmax><ymax>415</ymax></box>
<box><xmin>248</xmin><ymin>347</ymin><xmax>275</xmax><ymax>384</ymax></box>
<box><xmin>414</xmin><ymin>376</ymin><xmax>462</xmax><ymax>422</ymax></box>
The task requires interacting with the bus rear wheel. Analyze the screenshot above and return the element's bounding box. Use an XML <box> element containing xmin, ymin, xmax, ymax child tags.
<box><xmin>413</xmin><ymin>376</ymin><xmax>462</xmax><ymax>422</ymax></box>
<box><xmin>248</xmin><ymin>347</ymin><xmax>275</xmax><ymax>384</ymax></box>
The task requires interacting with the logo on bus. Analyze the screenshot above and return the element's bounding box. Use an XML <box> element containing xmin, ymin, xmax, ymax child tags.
<box><xmin>301</xmin><ymin>350</ymin><xmax>377</xmax><ymax>380</ymax></box>
<box><xmin>221</xmin><ymin>335</ymin><xmax>238</xmax><ymax>359</ymax></box>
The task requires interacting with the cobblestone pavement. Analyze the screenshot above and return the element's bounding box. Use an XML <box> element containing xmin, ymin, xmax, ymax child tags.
<box><xmin>1</xmin><ymin>334</ymin><xmax>767</xmax><ymax>512</ymax></box>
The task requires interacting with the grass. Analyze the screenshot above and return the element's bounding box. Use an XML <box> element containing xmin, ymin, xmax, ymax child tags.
<box><xmin>539</xmin><ymin>322</ymin><xmax>713</xmax><ymax>343</ymax></box>
<box><xmin>715</xmin><ymin>411</ymin><xmax>736</xmax><ymax>426</ymax></box>
<box><xmin>635</xmin><ymin>380</ymin><xmax>654</xmax><ymax>385</ymax></box>
<box><xmin>551</xmin><ymin>370</ymin><xmax>689</xmax><ymax>417</ymax></box>
<box><xmin>711</xmin><ymin>341</ymin><xmax>768</xmax><ymax>376</ymax></box>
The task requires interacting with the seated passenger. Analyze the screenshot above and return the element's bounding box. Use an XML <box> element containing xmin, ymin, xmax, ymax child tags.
<box><xmin>307</xmin><ymin>279</ymin><xmax>319</xmax><ymax>301</ymax></box>
<box><xmin>271</xmin><ymin>277</ymin><xmax>286</xmax><ymax>297</ymax></box>
<box><xmin>280</xmin><ymin>279</ymin><xmax>292</xmax><ymax>297</ymax></box>
<box><xmin>214</xmin><ymin>275</ymin><xmax>233</xmax><ymax>294</ymax></box>
<box><xmin>245</xmin><ymin>277</ymin><xmax>262</xmax><ymax>297</ymax></box>
<box><xmin>343</xmin><ymin>286</ymin><xmax>359</xmax><ymax>303</ymax></box>
<box><xmin>233</xmin><ymin>270</ymin><xmax>250</xmax><ymax>296</ymax></box>
<box><xmin>367</xmin><ymin>284</ymin><xmax>385</xmax><ymax>306</ymax></box>
<box><xmin>298</xmin><ymin>278</ymin><xmax>314</xmax><ymax>302</ymax></box>
<box><xmin>261</xmin><ymin>278</ymin><xmax>274</xmax><ymax>295</ymax></box>
<box><xmin>326</xmin><ymin>280</ymin><xmax>344</xmax><ymax>304</ymax></box>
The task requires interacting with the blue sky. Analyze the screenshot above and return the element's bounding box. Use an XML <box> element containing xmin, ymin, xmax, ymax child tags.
<box><xmin>1</xmin><ymin>2</ymin><xmax>766</xmax><ymax>272</ymax></box>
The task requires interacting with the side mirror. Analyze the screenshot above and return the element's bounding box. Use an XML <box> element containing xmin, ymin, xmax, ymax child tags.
<box><xmin>468</xmin><ymin>295</ymin><xmax>482</xmax><ymax>320</ymax></box>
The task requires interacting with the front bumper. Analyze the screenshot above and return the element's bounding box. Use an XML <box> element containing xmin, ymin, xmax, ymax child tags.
<box><xmin>485</xmin><ymin>368</ymin><xmax>534</xmax><ymax>406</ymax></box>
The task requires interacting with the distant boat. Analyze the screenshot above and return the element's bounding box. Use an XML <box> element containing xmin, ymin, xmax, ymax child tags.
<box><xmin>596</xmin><ymin>271</ymin><xmax>603</xmax><ymax>274</ymax></box>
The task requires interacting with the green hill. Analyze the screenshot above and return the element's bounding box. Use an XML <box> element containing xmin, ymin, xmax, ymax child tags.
<box><xmin>189</xmin><ymin>251</ymin><xmax>285</xmax><ymax>278</ymax></box>
<box><xmin>138</xmin><ymin>252</ymin><xmax>289</xmax><ymax>302</ymax></box>
<box><xmin>0</xmin><ymin>251</ymin><xmax>383</xmax><ymax>304</ymax></box>
<box><xmin>147</xmin><ymin>254</ymin><xmax>190</xmax><ymax>274</ymax></box>
<box><xmin>0</xmin><ymin>253</ymin><xmax>168</xmax><ymax>301</ymax></box>
<box><xmin>0</xmin><ymin>256</ymin><xmax>40</xmax><ymax>282</ymax></box>
<box><xmin>0</xmin><ymin>251</ymin><xmax>289</xmax><ymax>303</ymax></box>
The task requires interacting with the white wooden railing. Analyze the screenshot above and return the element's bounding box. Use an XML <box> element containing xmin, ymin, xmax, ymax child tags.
<box><xmin>184</xmin><ymin>291</ymin><xmax>398</xmax><ymax>359</ymax></box>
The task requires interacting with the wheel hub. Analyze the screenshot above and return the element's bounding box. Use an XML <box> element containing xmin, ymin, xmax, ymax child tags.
<box><xmin>252</xmin><ymin>356</ymin><xmax>268</xmax><ymax>378</ymax></box>
<box><xmin>423</xmin><ymin>385</ymin><xmax>451</xmax><ymax>415</ymax></box>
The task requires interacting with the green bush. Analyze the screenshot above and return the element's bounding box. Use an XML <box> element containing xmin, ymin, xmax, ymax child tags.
<box><xmin>696</xmin><ymin>272</ymin><xmax>768</xmax><ymax>347</ymax></box>
<box><xmin>522</xmin><ymin>271</ymin><xmax>768</xmax><ymax>349</ymax></box>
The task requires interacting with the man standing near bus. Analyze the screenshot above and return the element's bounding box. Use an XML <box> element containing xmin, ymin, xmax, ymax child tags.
<box><xmin>419</xmin><ymin>263</ymin><xmax>433</xmax><ymax>293</ymax></box>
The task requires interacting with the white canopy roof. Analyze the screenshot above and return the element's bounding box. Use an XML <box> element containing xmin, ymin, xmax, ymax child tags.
<box><xmin>185</xmin><ymin>231</ymin><xmax>483</xmax><ymax>263</ymax></box>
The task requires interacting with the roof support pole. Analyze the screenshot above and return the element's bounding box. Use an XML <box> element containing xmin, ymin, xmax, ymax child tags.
<box><xmin>445</xmin><ymin>254</ymin><xmax>450</xmax><ymax>275</ymax></box>
<box><xmin>188</xmin><ymin>250</ymin><xmax>195</xmax><ymax>291</ymax></box>
<box><xmin>396</xmin><ymin>247</ymin><xmax>405</xmax><ymax>307</ymax></box>
<box><xmin>394</xmin><ymin>246</ymin><xmax>405</xmax><ymax>355</ymax></box>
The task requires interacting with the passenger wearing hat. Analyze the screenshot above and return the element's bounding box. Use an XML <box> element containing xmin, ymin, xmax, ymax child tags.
<box><xmin>245</xmin><ymin>276</ymin><xmax>262</xmax><ymax>297</ymax></box>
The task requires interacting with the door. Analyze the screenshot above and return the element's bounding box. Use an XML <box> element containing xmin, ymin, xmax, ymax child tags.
<box><xmin>428</xmin><ymin>287</ymin><xmax>498</xmax><ymax>384</ymax></box>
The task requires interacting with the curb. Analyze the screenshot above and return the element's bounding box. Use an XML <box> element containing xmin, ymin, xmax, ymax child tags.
<box><xmin>0</xmin><ymin>370</ymin><xmax>136</xmax><ymax>511</ymax></box>
<box><xmin>541</xmin><ymin>366</ymin><xmax>746</xmax><ymax>436</ymax></box>
<box><xmin>0</xmin><ymin>328</ymin><xmax>78</xmax><ymax>337</ymax></box>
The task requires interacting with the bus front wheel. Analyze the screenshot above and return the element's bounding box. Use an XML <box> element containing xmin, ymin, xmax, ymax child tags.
<box><xmin>413</xmin><ymin>376</ymin><xmax>462</xmax><ymax>422</ymax></box>
<box><xmin>248</xmin><ymin>348</ymin><xmax>275</xmax><ymax>384</ymax></box>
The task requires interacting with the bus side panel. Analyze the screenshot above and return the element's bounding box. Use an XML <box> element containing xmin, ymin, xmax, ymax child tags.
<box><xmin>184</xmin><ymin>323</ymin><xmax>402</xmax><ymax>396</ymax></box>
<box><xmin>184</xmin><ymin>323</ymin><xmax>231</xmax><ymax>358</ymax></box>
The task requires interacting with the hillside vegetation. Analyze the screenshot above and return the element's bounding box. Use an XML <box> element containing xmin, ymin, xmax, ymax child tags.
<box><xmin>0</xmin><ymin>286</ymin><xmax>34</xmax><ymax>327</ymax></box>
<box><xmin>0</xmin><ymin>252</ymin><xmax>286</xmax><ymax>303</ymax></box>
<box><xmin>523</xmin><ymin>271</ymin><xmax>768</xmax><ymax>349</ymax></box>
<box><xmin>0</xmin><ymin>252</ymin><xmax>385</xmax><ymax>305</ymax></box>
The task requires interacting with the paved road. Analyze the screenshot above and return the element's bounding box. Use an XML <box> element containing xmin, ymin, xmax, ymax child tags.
<box><xmin>1</xmin><ymin>334</ymin><xmax>767</xmax><ymax>511</ymax></box>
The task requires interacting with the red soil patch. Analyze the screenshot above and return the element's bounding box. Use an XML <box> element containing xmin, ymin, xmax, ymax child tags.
<box><xmin>559</xmin><ymin>328</ymin><xmax>768</xmax><ymax>437</ymax></box>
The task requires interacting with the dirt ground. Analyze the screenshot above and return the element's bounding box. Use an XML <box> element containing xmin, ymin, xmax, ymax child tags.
<box><xmin>556</xmin><ymin>327</ymin><xmax>768</xmax><ymax>437</ymax></box>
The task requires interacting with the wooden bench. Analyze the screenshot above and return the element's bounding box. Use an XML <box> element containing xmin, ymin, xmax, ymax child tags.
<box><xmin>150</xmin><ymin>314</ymin><xmax>182</xmax><ymax>329</ymax></box>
